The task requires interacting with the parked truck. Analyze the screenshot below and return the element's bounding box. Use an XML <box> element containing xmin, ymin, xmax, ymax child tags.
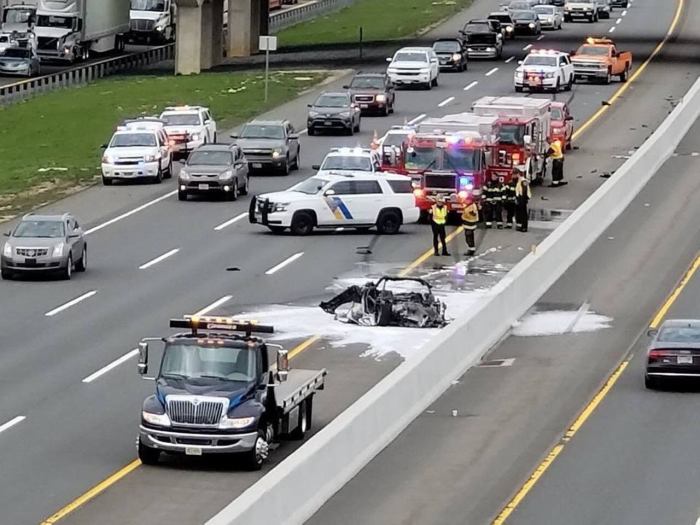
<box><xmin>126</xmin><ymin>0</ymin><xmax>174</xmax><ymax>44</ymax></box>
<box><xmin>572</xmin><ymin>37</ymin><xmax>632</xmax><ymax>84</ymax></box>
<box><xmin>1</xmin><ymin>0</ymin><xmax>37</xmax><ymax>34</ymax></box>
<box><xmin>34</xmin><ymin>0</ymin><xmax>129</xmax><ymax>63</ymax></box>
<box><xmin>136</xmin><ymin>316</ymin><xmax>327</xmax><ymax>469</ymax></box>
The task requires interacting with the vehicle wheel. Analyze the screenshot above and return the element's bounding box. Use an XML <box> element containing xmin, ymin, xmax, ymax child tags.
<box><xmin>102</xmin><ymin>176</ymin><xmax>113</xmax><ymax>186</ymax></box>
<box><xmin>1</xmin><ymin>269</ymin><xmax>12</xmax><ymax>280</ymax></box>
<box><xmin>602</xmin><ymin>11</ymin><xmax>610</xmax><ymax>19</ymax></box>
<box><xmin>62</xmin><ymin>254</ymin><xmax>73</xmax><ymax>280</ymax></box>
<box><xmin>553</xmin><ymin>79</ymin><xmax>560</xmax><ymax>92</ymax></box>
<box><xmin>383</xmin><ymin>104</ymin><xmax>390</xmax><ymax>116</ymax></box>
<box><xmin>515</xmin><ymin>86</ymin><xmax>524</xmax><ymax>93</ymax></box>
<box><xmin>620</xmin><ymin>66</ymin><xmax>629</xmax><ymax>82</ymax></box>
<box><xmin>604</xmin><ymin>69</ymin><xmax>612</xmax><ymax>84</ymax></box>
<box><xmin>432</xmin><ymin>76</ymin><xmax>439</xmax><ymax>87</ymax></box>
<box><xmin>213</xmin><ymin>132</ymin><xmax>217</xmax><ymax>142</ymax></box>
<box><xmin>376</xmin><ymin>210</ymin><xmax>402</xmax><ymax>235</ymax></box>
<box><xmin>292</xmin><ymin>149</ymin><xmax>300</xmax><ymax>170</ymax></box>
<box><xmin>75</xmin><ymin>246</ymin><xmax>87</xmax><ymax>272</ymax></box>
<box><xmin>243</xmin><ymin>428</ymin><xmax>269</xmax><ymax>471</ymax></box>
<box><xmin>564</xmin><ymin>15</ymin><xmax>571</xmax><ymax>22</ymax></box>
<box><xmin>153</xmin><ymin>166</ymin><xmax>163</xmax><ymax>184</ymax></box>
<box><xmin>178</xmin><ymin>190</ymin><xmax>188</xmax><ymax>201</ymax></box>
<box><xmin>290</xmin><ymin>211</ymin><xmax>314</xmax><ymax>235</ymax></box>
<box><xmin>566</xmin><ymin>138</ymin><xmax>573</xmax><ymax>151</ymax></box>
<box><xmin>565</xmin><ymin>76</ymin><xmax>573</xmax><ymax>91</ymax></box>
<box><xmin>227</xmin><ymin>181</ymin><xmax>239</xmax><ymax>201</ymax></box>
<box><xmin>290</xmin><ymin>398</ymin><xmax>313</xmax><ymax>440</ymax></box>
<box><xmin>307</xmin><ymin>127</ymin><xmax>315</xmax><ymax>136</ymax></box>
<box><xmin>644</xmin><ymin>375</ymin><xmax>660</xmax><ymax>390</ymax></box>
<box><xmin>164</xmin><ymin>159</ymin><xmax>173</xmax><ymax>178</ymax></box>
<box><xmin>138</xmin><ymin>439</ymin><xmax>160</xmax><ymax>465</ymax></box>
<box><xmin>268</xmin><ymin>226</ymin><xmax>286</xmax><ymax>234</ymax></box>
<box><xmin>240</xmin><ymin>176</ymin><xmax>249</xmax><ymax>195</ymax></box>
<box><xmin>424</xmin><ymin>81</ymin><xmax>432</xmax><ymax>90</ymax></box>
<box><xmin>354</xmin><ymin>119</ymin><xmax>361</xmax><ymax>133</ymax></box>
<box><xmin>280</xmin><ymin>157</ymin><xmax>290</xmax><ymax>175</ymax></box>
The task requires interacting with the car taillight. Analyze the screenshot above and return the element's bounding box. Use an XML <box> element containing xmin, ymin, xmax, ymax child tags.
<box><xmin>648</xmin><ymin>349</ymin><xmax>674</xmax><ymax>361</ymax></box>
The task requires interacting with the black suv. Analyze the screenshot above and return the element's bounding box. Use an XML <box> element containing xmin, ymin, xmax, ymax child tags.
<box><xmin>343</xmin><ymin>73</ymin><xmax>395</xmax><ymax>116</ymax></box>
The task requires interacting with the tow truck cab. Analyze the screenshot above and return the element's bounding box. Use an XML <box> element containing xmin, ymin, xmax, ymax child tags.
<box><xmin>136</xmin><ymin>316</ymin><xmax>326</xmax><ymax>470</ymax></box>
<box><xmin>375</xmin><ymin>126</ymin><xmax>416</xmax><ymax>174</ymax></box>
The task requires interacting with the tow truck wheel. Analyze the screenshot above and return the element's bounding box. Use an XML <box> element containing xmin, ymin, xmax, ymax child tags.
<box><xmin>243</xmin><ymin>428</ymin><xmax>269</xmax><ymax>471</ymax></box>
<box><xmin>604</xmin><ymin>69</ymin><xmax>612</xmax><ymax>85</ymax></box>
<box><xmin>620</xmin><ymin>66</ymin><xmax>629</xmax><ymax>82</ymax></box>
<box><xmin>290</xmin><ymin>398</ymin><xmax>313</xmax><ymax>440</ymax></box>
<box><xmin>138</xmin><ymin>439</ymin><xmax>160</xmax><ymax>465</ymax></box>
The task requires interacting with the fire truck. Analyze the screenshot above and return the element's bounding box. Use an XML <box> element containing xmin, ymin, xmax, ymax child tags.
<box><xmin>471</xmin><ymin>96</ymin><xmax>551</xmax><ymax>183</ymax></box>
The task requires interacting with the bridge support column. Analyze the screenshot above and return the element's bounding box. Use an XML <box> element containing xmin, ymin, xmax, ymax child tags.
<box><xmin>175</xmin><ymin>0</ymin><xmax>204</xmax><ymax>75</ymax></box>
<box><xmin>228</xmin><ymin>0</ymin><xmax>262</xmax><ymax>57</ymax></box>
<box><xmin>209</xmin><ymin>0</ymin><xmax>224</xmax><ymax>67</ymax></box>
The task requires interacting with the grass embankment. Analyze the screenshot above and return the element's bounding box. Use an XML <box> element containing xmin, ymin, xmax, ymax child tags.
<box><xmin>277</xmin><ymin>0</ymin><xmax>473</xmax><ymax>47</ymax></box>
<box><xmin>0</xmin><ymin>71</ymin><xmax>325</xmax><ymax>219</ymax></box>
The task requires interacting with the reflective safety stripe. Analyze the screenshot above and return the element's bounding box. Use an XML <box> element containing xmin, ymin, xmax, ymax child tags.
<box><xmin>432</xmin><ymin>205</ymin><xmax>448</xmax><ymax>225</ymax></box>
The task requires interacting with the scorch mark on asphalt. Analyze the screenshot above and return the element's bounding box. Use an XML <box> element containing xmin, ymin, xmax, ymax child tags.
<box><xmin>138</xmin><ymin>248</ymin><xmax>179</xmax><ymax>270</ymax></box>
<box><xmin>45</xmin><ymin>290</ymin><xmax>97</xmax><ymax>317</ymax></box>
<box><xmin>193</xmin><ymin>295</ymin><xmax>233</xmax><ymax>316</ymax></box>
<box><xmin>0</xmin><ymin>416</ymin><xmax>25</xmax><ymax>435</ymax></box>
<box><xmin>214</xmin><ymin>212</ymin><xmax>247</xmax><ymax>231</ymax></box>
<box><xmin>82</xmin><ymin>349</ymin><xmax>139</xmax><ymax>383</ymax></box>
<box><xmin>265</xmin><ymin>252</ymin><xmax>304</xmax><ymax>275</ymax></box>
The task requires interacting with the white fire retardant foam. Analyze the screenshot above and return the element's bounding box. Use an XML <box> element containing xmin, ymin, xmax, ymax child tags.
<box><xmin>512</xmin><ymin>310</ymin><xmax>613</xmax><ymax>337</ymax></box>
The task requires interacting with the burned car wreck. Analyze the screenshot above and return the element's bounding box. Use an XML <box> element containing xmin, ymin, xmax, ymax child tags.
<box><xmin>319</xmin><ymin>277</ymin><xmax>447</xmax><ymax>328</ymax></box>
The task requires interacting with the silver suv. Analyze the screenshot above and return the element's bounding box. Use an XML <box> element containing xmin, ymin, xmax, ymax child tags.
<box><xmin>1</xmin><ymin>213</ymin><xmax>87</xmax><ymax>280</ymax></box>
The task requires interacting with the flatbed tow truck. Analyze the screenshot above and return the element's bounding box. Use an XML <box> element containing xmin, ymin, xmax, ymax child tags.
<box><xmin>136</xmin><ymin>316</ymin><xmax>326</xmax><ymax>470</ymax></box>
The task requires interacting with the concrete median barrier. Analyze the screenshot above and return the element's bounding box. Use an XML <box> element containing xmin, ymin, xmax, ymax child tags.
<box><xmin>207</xmin><ymin>77</ymin><xmax>700</xmax><ymax>525</ymax></box>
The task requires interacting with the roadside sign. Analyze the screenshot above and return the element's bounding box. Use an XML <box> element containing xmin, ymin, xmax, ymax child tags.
<box><xmin>259</xmin><ymin>35</ymin><xmax>277</xmax><ymax>52</ymax></box>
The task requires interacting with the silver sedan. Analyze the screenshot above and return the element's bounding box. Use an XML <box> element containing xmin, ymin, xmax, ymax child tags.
<box><xmin>534</xmin><ymin>5</ymin><xmax>564</xmax><ymax>29</ymax></box>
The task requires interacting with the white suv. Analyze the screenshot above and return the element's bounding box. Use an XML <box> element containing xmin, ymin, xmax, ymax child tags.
<box><xmin>386</xmin><ymin>47</ymin><xmax>440</xmax><ymax>89</ymax></box>
<box><xmin>312</xmin><ymin>147</ymin><xmax>381</xmax><ymax>177</ymax></box>
<box><xmin>101</xmin><ymin>124</ymin><xmax>173</xmax><ymax>185</ymax></box>
<box><xmin>514</xmin><ymin>50</ymin><xmax>574</xmax><ymax>92</ymax></box>
<box><xmin>249</xmin><ymin>172</ymin><xmax>419</xmax><ymax>235</ymax></box>
<box><xmin>159</xmin><ymin>106</ymin><xmax>217</xmax><ymax>157</ymax></box>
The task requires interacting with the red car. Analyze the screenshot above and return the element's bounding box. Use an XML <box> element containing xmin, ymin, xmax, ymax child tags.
<box><xmin>549</xmin><ymin>101</ymin><xmax>574</xmax><ymax>150</ymax></box>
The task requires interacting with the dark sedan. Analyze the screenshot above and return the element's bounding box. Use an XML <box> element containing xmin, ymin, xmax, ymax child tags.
<box><xmin>307</xmin><ymin>92</ymin><xmax>361</xmax><ymax>136</ymax></box>
<box><xmin>343</xmin><ymin>73</ymin><xmax>395</xmax><ymax>116</ymax></box>
<box><xmin>511</xmin><ymin>9</ymin><xmax>542</xmax><ymax>35</ymax></box>
<box><xmin>645</xmin><ymin>319</ymin><xmax>700</xmax><ymax>389</ymax></box>
<box><xmin>432</xmin><ymin>39</ymin><xmax>468</xmax><ymax>71</ymax></box>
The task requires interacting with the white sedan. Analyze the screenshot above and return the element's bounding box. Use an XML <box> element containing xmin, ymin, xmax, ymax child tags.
<box><xmin>534</xmin><ymin>5</ymin><xmax>564</xmax><ymax>29</ymax></box>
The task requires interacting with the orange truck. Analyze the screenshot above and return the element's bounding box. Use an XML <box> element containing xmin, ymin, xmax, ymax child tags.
<box><xmin>571</xmin><ymin>37</ymin><xmax>632</xmax><ymax>84</ymax></box>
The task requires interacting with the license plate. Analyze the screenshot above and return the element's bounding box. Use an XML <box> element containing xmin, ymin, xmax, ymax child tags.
<box><xmin>252</xmin><ymin>163</ymin><xmax>263</xmax><ymax>169</ymax></box>
<box><xmin>529</xmin><ymin>77</ymin><xmax>541</xmax><ymax>86</ymax></box>
<box><xmin>678</xmin><ymin>355</ymin><xmax>693</xmax><ymax>364</ymax></box>
<box><xmin>25</xmin><ymin>258</ymin><xmax>36</xmax><ymax>266</ymax></box>
<box><xmin>198</xmin><ymin>183</ymin><xmax>209</xmax><ymax>190</ymax></box>
<box><xmin>324</xmin><ymin>121</ymin><xmax>332</xmax><ymax>126</ymax></box>
<box><xmin>360</xmin><ymin>104</ymin><xmax>369</xmax><ymax>108</ymax></box>
<box><xmin>185</xmin><ymin>446</ymin><xmax>202</xmax><ymax>456</ymax></box>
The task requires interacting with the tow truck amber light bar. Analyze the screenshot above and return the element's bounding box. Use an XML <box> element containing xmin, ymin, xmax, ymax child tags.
<box><xmin>170</xmin><ymin>316</ymin><xmax>274</xmax><ymax>335</ymax></box>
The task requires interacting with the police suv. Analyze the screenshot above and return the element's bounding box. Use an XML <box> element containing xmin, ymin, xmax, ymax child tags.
<box><xmin>101</xmin><ymin>119</ymin><xmax>173</xmax><ymax>185</ymax></box>
<box><xmin>159</xmin><ymin>106</ymin><xmax>217</xmax><ymax>157</ymax></box>
<box><xmin>514</xmin><ymin>49</ymin><xmax>574</xmax><ymax>92</ymax></box>
<box><xmin>249</xmin><ymin>172</ymin><xmax>419</xmax><ymax>235</ymax></box>
<box><xmin>312</xmin><ymin>147</ymin><xmax>382</xmax><ymax>177</ymax></box>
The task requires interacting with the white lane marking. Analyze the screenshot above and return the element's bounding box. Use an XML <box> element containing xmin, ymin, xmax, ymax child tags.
<box><xmin>82</xmin><ymin>349</ymin><xmax>139</xmax><ymax>384</ymax></box>
<box><xmin>214</xmin><ymin>212</ymin><xmax>247</xmax><ymax>231</ymax></box>
<box><xmin>85</xmin><ymin>190</ymin><xmax>177</xmax><ymax>235</ymax></box>
<box><xmin>537</xmin><ymin>35</ymin><xmax>545</xmax><ymax>41</ymax></box>
<box><xmin>485</xmin><ymin>67</ymin><xmax>499</xmax><ymax>77</ymax></box>
<box><xmin>695</xmin><ymin>517</ymin><xmax>700</xmax><ymax>525</ymax></box>
<box><xmin>609</xmin><ymin>26</ymin><xmax>616</xmax><ymax>33</ymax></box>
<box><xmin>298</xmin><ymin>128</ymin><xmax>308</xmax><ymax>135</ymax></box>
<box><xmin>138</xmin><ymin>248</ymin><xmax>179</xmax><ymax>270</ymax></box>
<box><xmin>265</xmin><ymin>252</ymin><xmax>304</xmax><ymax>275</ymax></box>
<box><xmin>505</xmin><ymin>56</ymin><xmax>515</xmax><ymax>63</ymax></box>
<box><xmin>616</xmin><ymin>18</ymin><xmax>622</xmax><ymax>24</ymax></box>
<box><xmin>523</xmin><ymin>44</ymin><xmax>532</xmax><ymax>51</ymax></box>
<box><xmin>438</xmin><ymin>96</ymin><xmax>455</xmax><ymax>107</ymax></box>
<box><xmin>621</xmin><ymin>9</ymin><xmax>627</xmax><ymax>15</ymax></box>
<box><xmin>193</xmin><ymin>295</ymin><xmax>233</xmax><ymax>316</ymax></box>
<box><xmin>464</xmin><ymin>80</ymin><xmax>478</xmax><ymax>91</ymax></box>
<box><xmin>45</xmin><ymin>290</ymin><xmax>97</xmax><ymax>317</ymax></box>
<box><xmin>0</xmin><ymin>416</ymin><xmax>25</xmax><ymax>434</ymax></box>
<box><xmin>408</xmin><ymin>113</ymin><xmax>426</xmax><ymax>125</ymax></box>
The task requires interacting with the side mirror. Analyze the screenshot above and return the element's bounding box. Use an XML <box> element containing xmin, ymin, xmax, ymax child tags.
<box><xmin>100</xmin><ymin>144</ymin><xmax>108</xmax><ymax>149</ymax></box>
<box><xmin>3</xmin><ymin>232</ymin><xmax>10</xmax><ymax>237</ymax></box>
<box><xmin>137</xmin><ymin>342</ymin><xmax>149</xmax><ymax>375</ymax></box>
<box><xmin>342</xmin><ymin>85</ymin><xmax>349</xmax><ymax>89</ymax></box>
<box><xmin>229</xmin><ymin>133</ymin><xmax>238</xmax><ymax>139</ymax></box>
<box><xmin>385</xmin><ymin>57</ymin><xmax>393</xmax><ymax>62</ymax></box>
<box><xmin>276</xmin><ymin>349</ymin><xmax>289</xmax><ymax>383</ymax></box>
<box><xmin>523</xmin><ymin>135</ymin><xmax>532</xmax><ymax>145</ymax></box>
<box><xmin>565</xmin><ymin>115</ymin><xmax>574</xmax><ymax>121</ymax></box>
<box><xmin>311</xmin><ymin>164</ymin><xmax>321</xmax><ymax>170</ymax></box>
<box><xmin>324</xmin><ymin>189</ymin><xmax>336</xmax><ymax>196</ymax></box>
<box><xmin>647</xmin><ymin>328</ymin><xmax>658</xmax><ymax>337</ymax></box>
<box><xmin>68</xmin><ymin>233</ymin><xmax>80</xmax><ymax>239</ymax></box>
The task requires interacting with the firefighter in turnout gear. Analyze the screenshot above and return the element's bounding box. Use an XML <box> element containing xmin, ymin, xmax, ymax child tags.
<box><xmin>429</xmin><ymin>196</ymin><xmax>450</xmax><ymax>256</ymax></box>
<box><xmin>461</xmin><ymin>195</ymin><xmax>479</xmax><ymax>256</ymax></box>
<box><xmin>515</xmin><ymin>176</ymin><xmax>532</xmax><ymax>232</ymax></box>
<box><xmin>502</xmin><ymin>176</ymin><xmax>518</xmax><ymax>229</ymax></box>
<box><xmin>483</xmin><ymin>175</ymin><xmax>504</xmax><ymax>229</ymax></box>
<box><xmin>547</xmin><ymin>139</ymin><xmax>566</xmax><ymax>187</ymax></box>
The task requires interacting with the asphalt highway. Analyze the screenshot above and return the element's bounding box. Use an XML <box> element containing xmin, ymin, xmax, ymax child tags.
<box><xmin>0</xmin><ymin>0</ymin><xmax>695</xmax><ymax>523</ymax></box>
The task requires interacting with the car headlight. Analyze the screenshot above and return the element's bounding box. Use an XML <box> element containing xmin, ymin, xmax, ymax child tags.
<box><xmin>308</xmin><ymin>110</ymin><xmax>319</xmax><ymax>117</ymax></box>
<box><xmin>452</xmin><ymin>53</ymin><xmax>461</xmax><ymax>61</ymax></box>
<box><xmin>272</xmin><ymin>202</ymin><xmax>290</xmax><ymax>212</ymax></box>
<box><xmin>272</xmin><ymin>149</ymin><xmax>282</xmax><ymax>158</ymax></box>
<box><xmin>142</xmin><ymin>410</ymin><xmax>171</xmax><ymax>427</ymax></box>
<box><xmin>515</xmin><ymin>70</ymin><xmax>524</xmax><ymax>78</ymax></box>
<box><xmin>486</xmin><ymin>47</ymin><xmax>495</xmax><ymax>51</ymax></box>
<box><xmin>219</xmin><ymin>416</ymin><xmax>256</xmax><ymax>430</ymax></box>
<box><xmin>101</xmin><ymin>154</ymin><xmax>114</xmax><ymax>164</ymax></box>
<box><xmin>529</xmin><ymin>22</ymin><xmax>535</xmax><ymax>28</ymax></box>
<box><xmin>219</xmin><ymin>169</ymin><xmax>234</xmax><ymax>179</ymax></box>
<box><xmin>190</xmin><ymin>133</ymin><xmax>201</xmax><ymax>141</ymax></box>
<box><xmin>144</xmin><ymin>154</ymin><xmax>158</xmax><ymax>162</ymax></box>
<box><xmin>52</xmin><ymin>243</ymin><xmax>64</xmax><ymax>257</ymax></box>
<box><xmin>419</xmin><ymin>68</ymin><xmax>430</xmax><ymax>73</ymax></box>
<box><xmin>2</xmin><ymin>243</ymin><xmax>11</xmax><ymax>257</ymax></box>
<box><xmin>179</xmin><ymin>169</ymin><xmax>190</xmax><ymax>180</ymax></box>
<box><xmin>545</xmin><ymin>72</ymin><xmax>555</xmax><ymax>78</ymax></box>
<box><xmin>506</xmin><ymin>26</ymin><xmax>513</xmax><ymax>32</ymax></box>
<box><xmin>375</xmin><ymin>94</ymin><xmax>386</xmax><ymax>102</ymax></box>
<box><xmin>340</xmin><ymin>111</ymin><xmax>352</xmax><ymax>117</ymax></box>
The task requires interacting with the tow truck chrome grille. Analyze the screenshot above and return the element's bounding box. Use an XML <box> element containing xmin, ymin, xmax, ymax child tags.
<box><xmin>166</xmin><ymin>396</ymin><xmax>227</xmax><ymax>426</ymax></box>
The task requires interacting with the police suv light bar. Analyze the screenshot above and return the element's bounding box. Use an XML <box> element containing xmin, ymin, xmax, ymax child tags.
<box><xmin>170</xmin><ymin>316</ymin><xmax>275</xmax><ymax>335</ymax></box>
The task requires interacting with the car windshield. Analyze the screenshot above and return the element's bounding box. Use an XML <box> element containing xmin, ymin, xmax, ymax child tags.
<box><xmin>314</xmin><ymin>94</ymin><xmax>349</xmax><ymax>108</ymax></box>
<box><xmin>509</xmin><ymin>1</ymin><xmax>532</xmax><ymax>8</ymax></box>
<box><xmin>130</xmin><ymin>0</ymin><xmax>167</xmax><ymax>11</ymax></box>
<box><xmin>512</xmin><ymin>10</ymin><xmax>536</xmax><ymax>19</ymax></box>
<box><xmin>36</xmin><ymin>15</ymin><xmax>72</xmax><ymax>28</ymax></box>
<box><xmin>5</xmin><ymin>8</ymin><xmax>34</xmax><ymax>23</ymax></box>
<box><xmin>577</xmin><ymin>45</ymin><xmax>610</xmax><ymax>56</ymax></box>
<box><xmin>2</xmin><ymin>48</ymin><xmax>30</xmax><ymax>58</ymax></box>
<box><xmin>524</xmin><ymin>55</ymin><xmax>558</xmax><ymax>66</ymax></box>
<box><xmin>13</xmin><ymin>220</ymin><xmax>65</xmax><ymax>238</ymax></box>
<box><xmin>445</xmin><ymin>148</ymin><xmax>480</xmax><ymax>171</ymax></box>
<box><xmin>110</xmin><ymin>133</ymin><xmax>156</xmax><ymax>147</ymax></box>
<box><xmin>187</xmin><ymin>151</ymin><xmax>232</xmax><ymax>165</ymax></box>
<box><xmin>350</xmin><ymin>76</ymin><xmax>385</xmax><ymax>89</ymax></box>
<box><xmin>240</xmin><ymin>124</ymin><xmax>285</xmax><ymax>139</ymax></box>
<box><xmin>433</xmin><ymin>41</ymin><xmax>461</xmax><ymax>52</ymax></box>
<box><xmin>291</xmin><ymin>177</ymin><xmax>329</xmax><ymax>194</ymax></box>
<box><xmin>488</xmin><ymin>14</ymin><xmax>512</xmax><ymax>22</ymax></box>
<box><xmin>465</xmin><ymin>23</ymin><xmax>491</xmax><ymax>32</ymax></box>
<box><xmin>658</xmin><ymin>326</ymin><xmax>700</xmax><ymax>343</ymax></box>
<box><xmin>499</xmin><ymin>124</ymin><xmax>526</xmax><ymax>146</ymax></box>
<box><xmin>321</xmin><ymin>156</ymin><xmax>372</xmax><ymax>171</ymax></box>
<box><xmin>160</xmin><ymin>113</ymin><xmax>200</xmax><ymax>126</ymax></box>
<box><xmin>383</xmin><ymin>132</ymin><xmax>410</xmax><ymax>147</ymax></box>
<box><xmin>406</xmin><ymin>146</ymin><xmax>440</xmax><ymax>170</ymax></box>
<box><xmin>534</xmin><ymin>6</ymin><xmax>555</xmax><ymax>14</ymax></box>
<box><xmin>551</xmin><ymin>107</ymin><xmax>564</xmax><ymax>120</ymax></box>
<box><xmin>394</xmin><ymin>52</ymin><xmax>428</xmax><ymax>62</ymax></box>
<box><xmin>160</xmin><ymin>344</ymin><xmax>257</xmax><ymax>382</ymax></box>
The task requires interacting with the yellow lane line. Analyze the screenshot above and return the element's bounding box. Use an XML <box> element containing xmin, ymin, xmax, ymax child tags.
<box><xmin>649</xmin><ymin>254</ymin><xmax>700</xmax><ymax>329</ymax></box>
<box><xmin>398</xmin><ymin>226</ymin><xmax>465</xmax><ymax>277</ymax></box>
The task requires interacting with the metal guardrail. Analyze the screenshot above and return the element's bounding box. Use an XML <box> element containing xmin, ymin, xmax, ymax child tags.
<box><xmin>0</xmin><ymin>44</ymin><xmax>174</xmax><ymax>106</ymax></box>
<box><xmin>270</xmin><ymin>0</ymin><xmax>356</xmax><ymax>33</ymax></box>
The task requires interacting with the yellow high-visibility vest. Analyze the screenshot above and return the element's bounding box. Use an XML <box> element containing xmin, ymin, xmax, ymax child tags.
<box><xmin>550</xmin><ymin>140</ymin><xmax>563</xmax><ymax>160</ymax></box>
<box><xmin>432</xmin><ymin>205</ymin><xmax>448</xmax><ymax>225</ymax></box>
<box><xmin>461</xmin><ymin>203</ymin><xmax>479</xmax><ymax>226</ymax></box>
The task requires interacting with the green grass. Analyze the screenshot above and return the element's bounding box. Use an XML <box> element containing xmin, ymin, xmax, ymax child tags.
<box><xmin>0</xmin><ymin>71</ymin><xmax>324</xmax><ymax>215</ymax></box>
<box><xmin>277</xmin><ymin>0</ymin><xmax>473</xmax><ymax>47</ymax></box>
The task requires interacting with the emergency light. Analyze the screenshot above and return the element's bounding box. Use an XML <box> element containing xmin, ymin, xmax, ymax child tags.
<box><xmin>172</xmin><ymin>316</ymin><xmax>274</xmax><ymax>336</ymax></box>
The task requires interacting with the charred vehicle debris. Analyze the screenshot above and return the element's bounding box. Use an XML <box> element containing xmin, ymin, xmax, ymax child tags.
<box><xmin>319</xmin><ymin>277</ymin><xmax>448</xmax><ymax>328</ymax></box>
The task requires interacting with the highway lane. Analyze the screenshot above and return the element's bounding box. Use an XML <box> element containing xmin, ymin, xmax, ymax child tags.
<box><xmin>0</xmin><ymin>0</ymin><xmax>688</xmax><ymax>522</ymax></box>
<box><xmin>492</xmin><ymin>121</ymin><xmax>700</xmax><ymax>525</ymax></box>
<box><xmin>307</xmin><ymin>3</ymin><xmax>700</xmax><ymax>525</ymax></box>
